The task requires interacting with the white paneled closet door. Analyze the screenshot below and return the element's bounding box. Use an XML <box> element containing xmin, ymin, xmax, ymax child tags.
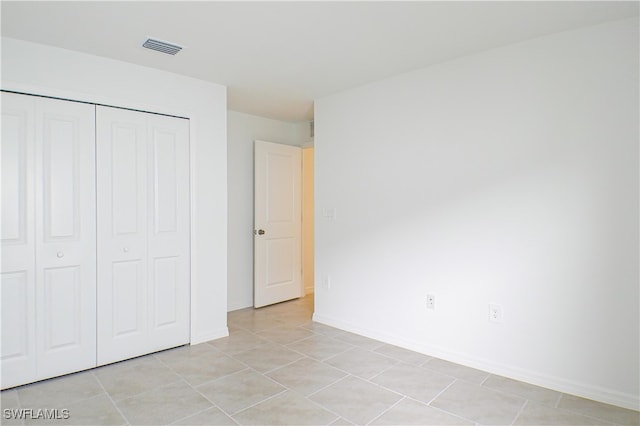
<box><xmin>96</xmin><ymin>106</ymin><xmax>190</xmax><ymax>366</ymax></box>
<box><xmin>1</xmin><ymin>92</ymin><xmax>37</xmax><ymax>388</ymax></box>
<box><xmin>1</xmin><ymin>92</ymin><xmax>96</xmax><ymax>388</ymax></box>
<box><xmin>35</xmin><ymin>97</ymin><xmax>97</xmax><ymax>378</ymax></box>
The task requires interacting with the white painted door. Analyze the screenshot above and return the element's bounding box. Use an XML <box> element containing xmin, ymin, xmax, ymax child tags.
<box><xmin>96</xmin><ymin>106</ymin><xmax>149</xmax><ymax>364</ymax></box>
<box><xmin>146</xmin><ymin>113</ymin><xmax>190</xmax><ymax>352</ymax></box>
<box><xmin>35</xmin><ymin>97</ymin><xmax>97</xmax><ymax>379</ymax></box>
<box><xmin>96</xmin><ymin>106</ymin><xmax>190</xmax><ymax>365</ymax></box>
<box><xmin>254</xmin><ymin>140</ymin><xmax>302</xmax><ymax>308</ymax></box>
<box><xmin>1</xmin><ymin>92</ymin><xmax>37</xmax><ymax>388</ymax></box>
<box><xmin>1</xmin><ymin>93</ymin><xmax>96</xmax><ymax>388</ymax></box>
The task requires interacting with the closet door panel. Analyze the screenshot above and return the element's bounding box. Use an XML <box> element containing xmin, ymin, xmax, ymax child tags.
<box><xmin>35</xmin><ymin>97</ymin><xmax>96</xmax><ymax>377</ymax></box>
<box><xmin>1</xmin><ymin>92</ymin><xmax>37</xmax><ymax>388</ymax></box>
<box><xmin>96</xmin><ymin>106</ymin><xmax>149</xmax><ymax>365</ymax></box>
<box><xmin>147</xmin><ymin>116</ymin><xmax>190</xmax><ymax>349</ymax></box>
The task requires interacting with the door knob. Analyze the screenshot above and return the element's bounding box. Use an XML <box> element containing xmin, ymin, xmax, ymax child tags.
<box><xmin>257</xmin><ymin>229</ymin><xmax>265</xmax><ymax>235</ymax></box>
<box><xmin>56</xmin><ymin>251</ymin><xmax>64</xmax><ymax>258</ymax></box>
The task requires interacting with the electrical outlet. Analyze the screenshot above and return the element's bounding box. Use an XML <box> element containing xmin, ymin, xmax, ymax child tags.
<box><xmin>426</xmin><ymin>294</ymin><xmax>435</xmax><ymax>310</ymax></box>
<box><xmin>489</xmin><ymin>304</ymin><xmax>502</xmax><ymax>323</ymax></box>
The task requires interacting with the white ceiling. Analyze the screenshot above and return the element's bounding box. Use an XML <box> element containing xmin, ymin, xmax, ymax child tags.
<box><xmin>2</xmin><ymin>1</ymin><xmax>638</xmax><ymax>122</ymax></box>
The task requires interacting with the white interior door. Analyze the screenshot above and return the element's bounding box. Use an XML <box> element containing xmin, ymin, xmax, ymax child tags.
<box><xmin>96</xmin><ymin>106</ymin><xmax>190</xmax><ymax>365</ymax></box>
<box><xmin>35</xmin><ymin>96</ymin><xmax>97</xmax><ymax>378</ymax></box>
<box><xmin>146</xmin><ymin>114</ymin><xmax>190</xmax><ymax>352</ymax></box>
<box><xmin>1</xmin><ymin>92</ymin><xmax>37</xmax><ymax>388</ymax></box>
<box><xmin>254</xmin><ymin>140</ymin><xmax>302</xmax><ymax>308</ymax></box>
<box><xmin>1</xmin><ymin>93</ymin><xmax>97</xmax><ymax>388</ymax></box>
<box><xmin>96</xmin><ymin>106</ymin><xmax>149</xmax><ymax>364</ymax></box>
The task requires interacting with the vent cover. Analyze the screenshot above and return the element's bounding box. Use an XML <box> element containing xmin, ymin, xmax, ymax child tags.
<box><xmin>142</xmin><ymin>38</ymin><xmax>183</xmax><ymax>55</ymax></box>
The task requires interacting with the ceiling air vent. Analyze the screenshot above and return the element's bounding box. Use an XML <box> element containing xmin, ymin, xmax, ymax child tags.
<box><xmin>142</xmin><ymin>38</ymin><xmax>183</xmax><ymax>55</ymax></box>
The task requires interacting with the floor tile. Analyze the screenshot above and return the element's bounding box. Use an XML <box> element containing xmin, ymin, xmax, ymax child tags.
<box><xmin>423</xmin><ymin>358</ymin><xmax>490</xmax><ymax>384</ymax></box>
<box><xmin>371</xmin><ymin>363</ymin><xmax>454</xmax><ymax>403</ymax></box>
<box><xmin>371</xmin><ymin>398</ymin><xmax>473</xmax><ymax>425</ymax></box>
<box><xmin>172</xmin><ymin>407</ymin><xmax>237</xmax><ymax>425</ymax></box>
<box><xmin>24</xmin><ymin>394</ymin><xmax>125</xmax><ymax>426</ymax></box>
<box><xmin>273</xmin><ymin>311</ymin><xmax>313</xmax><ymax>326</ymax></box>
<box><xmin>153</xmin><ymin>342</ymin><xmax>221</xmax><ymax>365</ymax></box>
<box><xmin>17</xmin><ymin>370</ymin><xmax>104</xmax><ymax>408</ymax></box>
<box><xmin>300</xmin><ymin>322</ymin><xmax>345</xmax><ymax>338</ymax></box>
<box><xmin>116</xmin><ymin>380</ymin><xmax>212</xmax><ymax>425</ymax></box>
<box><xmin>1</xmin><ymin>388</ymin><xmax>20</xmax><ymax>406</ymax></box>
<box><xmin>309</xmin><ymin>376</ymin><xmax>402</xmax><ymax>425</ymax></box>
<box><xmin>228</xmin><ymin>311</ymin><xmax>286</xmax><ymax>332</ymax></box>
<box><xmin>267</xmin><ymin>357</ymin><xmax>347</xmax><ymax>396</ymax></box>
<box><xmin>324</xmin><ymin>347</ymin><xmax>397</xmax><ymax>379</ymax></box>
<box><xmin>232</xmin><ymin>391</ymin><xmax>338</xmax><ymax>425</ymax></box>
<box><xmin>483</xmin><ymin>375</ymin><xmax>561</xmax><ymax>406</ymax></box>
<box><xmin>163</xmin><ymin>351</ymin><xmax>247</xmax><ymax>386</ymax></box>
<box><xmin>95</xmin><ymin>355</ymin><xmax>182</xmax><ymax>401</ymax></box>
<box><xmin>8</xmin><ymin>294</ymin><xmax>635</xmax><ymax>426</ymax></box>
<box><xmin>430</xmin><ymin>380</ymin><xmax>526</xmax><ymax>425</ymax></box>
<box><xmin>207</xmin><ymin>330</ymin><xmax>268</xmax><ymax>355</ymax></box>
<box><xmin>557</xmin><ymin>394</ymin><xmax>640</xmax><ymax>425</ymax></box>
<box><xmin>514</xmin><ymin>401</ymin><xmax>605</xmax><ymax>425</ymax></box>
<box><xmin>234</xmin><ymin>343</ymin><xmax>304</xmax><ymax>373</ymax></box>
<box><xmin>286</xmin><ymin>335</ymin><xmax>354</xmax><ymax>361</ymax></box>
<box><xmin>329</xmin><ymin>419</ymin><xmax>355</xmax><ymax>425</ymax></box>
<box><xmin>196</xmin><ymin>369</ymin><xmax>285</xmax><ymax>415</ymax></box>
<box><xmin>1</xmin><ymin>389</ymin><xmax>24</xmax><ymax>425</ymax></box>
<box><xmin>374</xmin><ymin>344</ymin><xmax>433</xmax><ymax>366</ymax></box>
<box><xmin>241</xmin><ymin>318</ymin><xmax>288</xmax><ymax>332</ymax></box>
<box><xmin>256</xmin><ymin>326</ymin><xmax>316</xmax><ymax>345</ymax></box>
<box><xmin>334</xmin><ymin>331</ymin><xmax>385</xmax><ymax>350</ymax></box>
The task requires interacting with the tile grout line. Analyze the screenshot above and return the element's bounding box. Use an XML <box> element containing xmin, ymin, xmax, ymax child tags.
<box><xmin>510</xmin><ymin>398</ymin><xmax>529</xmax><ymax>426</ymax></box>
<box><xmin>92</xmin><ymin>370</ymin><xmax>131</xmax><ymax>426</ymax></box>
<box><xmin>306</xmin><ymin>374</ymin><xmax>353</xmax><ymax>399</ymax></box>
<box><xmin>260</xmin><ymin>354</ymin><xmax>310</xmax><ymax>376</ymax></box>
<box><xmin>426</xmin><ymin>378</ymin><xmax>458</xmax><ymax>407</ymax></box>
<box><xmin>163</xmin><ymin>348</ymin><xmax>244</xmax><ymax>425</ymax></box>
<box><xmin>227</xmin><ymin>388</ymin><xmax>289</xmax><ymax>419</ymax></box>
<box><xmin>479</xmin><ymin>373</ymin><xmax>491</xmax><ymax>386</ymax></box>
<box><xmin>554</xmin><ymin>392</ymin><xmax>563</xmax><ymax>408</ymax></box>
<box><xmin>13</xmin><ymin>388</ymin><xmax>25</xmax><ymax>426</ymax></box>
<box><xmin>365</xmin><ymin>395</ymin><xmax>407</xmax><ymax>425</ymax></box>
<box><xmin>189</xmin><ymin>380</ymin><xmax>241</xmax><ymax>424</ymax></box>
<box><xmin>404</xmin><ymin>394</ymin><xmax>479</xmax><ymax>425</ymax></box>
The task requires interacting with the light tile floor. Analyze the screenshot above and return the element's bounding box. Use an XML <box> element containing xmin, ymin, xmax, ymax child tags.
<box><xmin>1</xmin><ymin>295</ymin><xmax>638</xmax><ymax>425</ymax></box>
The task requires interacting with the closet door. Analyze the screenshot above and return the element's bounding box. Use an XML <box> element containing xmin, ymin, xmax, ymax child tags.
<box><xmin>146</xmin><ymin>114</ymin><xmax>190</xmax><ymax>352</ymax></box>
<box><xmin>1</xmin><ymin>92</ymin><xmax>37</xmax><ymax>388</ymax></box>
<box><xmin>97</xmin><ymin>107</ymin><xmax>190</xmax><ymax>365</ymax></box>
<box><xmin>35</xmin><ymin>97</ymin><xmax>97</xmax><ymax>378</ymax></box>
<box><xmin>96</xmin><ymin>107</ymin><xmax>149</xmax><ymax>364</ymax></box>
<box><xmin>1</xmin><ymin>93</ymin><xmax>96</xmax><ymax>388</ymax></box>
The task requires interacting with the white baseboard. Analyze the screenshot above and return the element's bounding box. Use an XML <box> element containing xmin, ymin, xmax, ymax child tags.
<box><xmin>227</xmin><ymin>301</ymin><xmax>252</xmax><ymax>312</ymax></box>
<box><xmin>312</xmin><ymin>313</ymin><xmax>639</xmax><ymax>411</ymax></box>
<box><xmin>190</xmin><ymin>327</ymin><xmax>229</xmax><ymax>345</ymax></box>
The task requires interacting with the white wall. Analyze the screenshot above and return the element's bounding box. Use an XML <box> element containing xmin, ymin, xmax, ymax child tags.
<box><xmin>227</xmin><ymin>111</ymin><xmax>309</xmax><ymax>310</ymax></box>
<box><xmin>314</xmin><ymin>18</ymin><xmax>639</xmax><ymax>409</ymax></box>
<box><xmin>2</xmin><ymin>37</ymin><xmax>229</xmax><ymax>345</ymax></box>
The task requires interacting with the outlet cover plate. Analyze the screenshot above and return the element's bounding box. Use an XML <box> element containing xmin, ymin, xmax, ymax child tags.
<box><xmin>489</xmin><ymin>304</ymin><xmax>503</xmax><ymax>323</ymax></box>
